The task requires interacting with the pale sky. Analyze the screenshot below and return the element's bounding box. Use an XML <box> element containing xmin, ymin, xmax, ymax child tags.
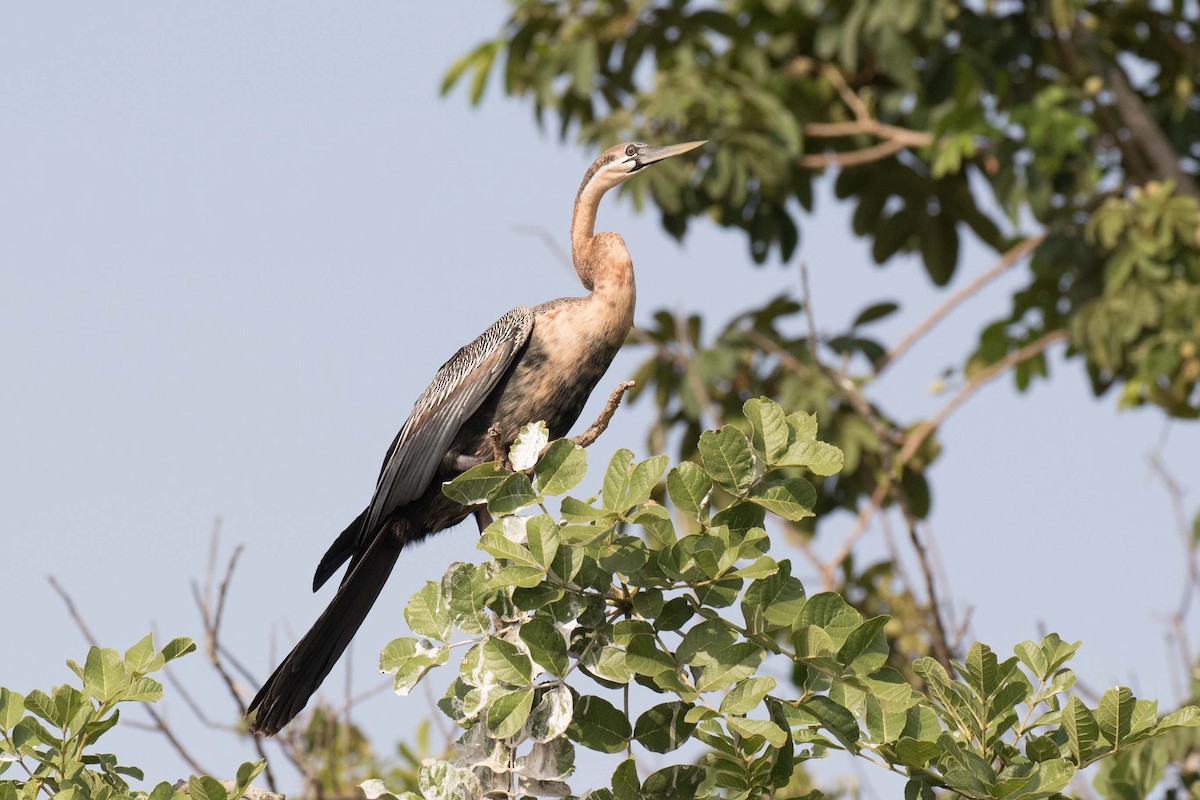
<box><xmin>3</xmin><ymin>3</ymin><xmax>1197</xmax><ymax>795</ymax></box>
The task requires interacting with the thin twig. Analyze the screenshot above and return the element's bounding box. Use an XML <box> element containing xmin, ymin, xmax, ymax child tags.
<box><xmin>571</xmin><ymin>381</ymin><xmax>636</xmax><ymax>448</ymax></box>
<box><xmin>47</xmin><ymin>575</ymin><xmax>210</xmax><ymax>777</ymax></box>
<box><xmin>875</xmin><ymin>233</ymin><xmax>1047</xmax><ymax>373</ymax></box>
<box><xmin>896</xmin><ymin>330</ymin><xmax>1068</xmax><ymax>467</ymax></box>
<box><xmin>511</xmin><ymin>224</ymin><xmax>572</xmax><ymax>270</ymax></box>
<box><xmin>1148</xmin><ymin>451</ymin><xmax>1198</xmax><ymax>696</ymax></box>
<box><xmin>193</xmin><ymin>534</ymin><xmax>281</xmax><ymax>793</ymax></box>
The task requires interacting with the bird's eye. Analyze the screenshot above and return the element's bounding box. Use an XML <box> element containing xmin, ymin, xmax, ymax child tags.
<box><xmin>625</xmin><ymin>144</ymin><xmax>637</xmax><ymax>157</ymax></box>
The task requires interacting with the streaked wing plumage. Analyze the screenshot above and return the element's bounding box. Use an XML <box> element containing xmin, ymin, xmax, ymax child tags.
<box><xmin>363</xmin><ymin>305</ymin><xmax>534</xmax><ymax>535</ymax></box>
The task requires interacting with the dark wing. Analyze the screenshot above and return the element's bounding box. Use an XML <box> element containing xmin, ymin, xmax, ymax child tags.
<box><xmin>314</xmin><ymin>305</ymin><xmax>535</xmax><ymax>589</ymax></box>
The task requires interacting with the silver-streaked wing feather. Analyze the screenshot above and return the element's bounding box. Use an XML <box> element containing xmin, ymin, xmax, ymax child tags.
<box><xmin>362</xmin><ymin>305</ymin><xmax>534</xmax><ymax>535</ymax></box>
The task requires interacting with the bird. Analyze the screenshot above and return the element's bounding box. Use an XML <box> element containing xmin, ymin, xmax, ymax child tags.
<box><xmin>247</xmin><ymin>139</ymin><xmax>707</xmax><ymax>735</ymax></box>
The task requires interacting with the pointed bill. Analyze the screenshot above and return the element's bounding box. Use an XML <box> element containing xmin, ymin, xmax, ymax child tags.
<box><xmin>635</xmin><ymin>140</ymin><xmax>708</xmax><ymax>166</ymax></box>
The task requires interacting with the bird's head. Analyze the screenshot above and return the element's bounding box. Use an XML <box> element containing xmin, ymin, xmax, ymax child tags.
<box><xmin>584</xmin><ymin>140</ymin><xmax>708</xmax><ymax>193</ymax></box>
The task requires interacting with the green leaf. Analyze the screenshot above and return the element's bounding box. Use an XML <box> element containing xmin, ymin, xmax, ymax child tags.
<box><xmin>443</xmin><ymin>462</ymin><xmax>508</xmax><ymax>505</ymax></box>
<box><xmin>776</xmin><ymin>439</ymin><xmax>844</xmax><ymax>476</ymax></box>
<box><xmin>405</xmin><ymin>581</ymin><xmax>452</xmax><ymax>642</ymax></box>
<box><xmin>667</xmin><ymin>462</ymin><xmax>712</xmax><ymax>520</ymax></box>
<box><xmin>612</xmin><ymin>757</ymin><xmax>640</xmax><ymax>800</ymax></box>
<box><xmin>487</xmin><ymin>687</ymin><xmax>535</xmax><ymax>739</ymax></box>
<box><xmin>601</xmin><ymin>449</ymin><xmax>635</xmax><ymax>511</ymax></box>
<box><xmin>24</xmin><ymin>690</ymin><xmax>61</xmax><ymax>727</ymax></box>
<box><xmin>0</xmin><ymin>689</ymin><xmax>25</xmax><ymax>730</ymax></box>
<box><xmin>634</xmin><ymin>702</ymin><xmax>698</xmax><ymax>753</ymax></box>
<box><xmin>852</xmin><ymin>301</ymin><xmax>900</xmax><ymax>327</ymax></box>
<box><xmin>568</xmin><ymin>695</ymin><xmax>632</xmax><ymax>753</ymax></box>
<box><xmin>83</xmin><ymin>647</ymin><xmax>127</xmax><ymax>703</ymax></box>
<box><xmin>189</xmin><ymin>776</ymin><xmax>229</xmax><ymax>800</ymax></box>
<box><xmin>741</xmin><ymin>562</ymin><xmax>806</xmax><ymax>632</ymax></box>
<box><xmin>519</xmin><ymin>619</ymin><xmax>568</xmax><ymax>679</ymax></box>
<box><xmin>720</xmin><ymin>677</ymin><xmax>776</xmax><ymax>715</ymax></box>
<box><xmin>627</xmin><ymin>455</ymin><xmax>670</xmax><ymax>509</ymax></box>
<box><xmin>640</xmin><ymin>765</ymin><xmax>705</xmax><ymax>800</ymax></box>
<box><xmin>744</xmin><ymin>397</ymin><xmax>789</xmax><ymax>463</ymax></box>
<box><xmin>487</xmin><ymin>472</ymin><xmax>539</xmax><ymax>515</ymax></box>
<box><xmin>509</xmin><ymin>421</ymin><xmax>549</xmax><ymax>471</ymax></box>
<box><xmin>123</xmin><ymin>634</ymin><xmax>160</xmax><ymax>674</ymax></box>
<box><xmin>800</xmin><ymin>695</ymin><xmax>860</xmax><ymax>752</ymax></box>
<box><xmin>748</xmin><ymin>479</ymin><xmax>816</xmax><ymax>521</ymax></box>
<box><xmin>526</xmin><ymin>515</ymin><xmax>560</xmax><ymax>568</ymax></box>
<box><xmin>837</xmin><ymin>615</ymin><xmax>889</xmax><ymax>672</ymax></box>
<box><xmin>1096</xmin><ymin>686</ymin><xmax>1135</xmax><ymax>750</ymax></box>
<box><xmin>726</xmin><ymin>716</ymin><xmax>787</xmax><ymax>747</ymax></box>
<box><xmin>698</xmin><ymin>427</ymin><xmax>756</xmax><ymax>493</ymax></box>
<box><xmin>535</xmin><ymin>439</ymin><xmax>587</xmax><ymax>495</ymax></box>
<box><xmin>380</xmin><ymin>637</ymin><xmax>448</xmax><ymax>695</ymax></box>
<box><xmin>442</xmin><ymin>561</ymin><xmax>488</xmax><ymax>634</ymax></box>
<box><xmin>1156</xmin><ymin>705</ymin><xmax>1200</xmax><ymax>732</ymax></box>
<box><xmin>482</xmin><ymin>637</ymin><xmax>534</xmax><ymax>686</ymax></box>
<box><xmin>1062</xmin><ymin>695</ymin><xmax>1099</xmax><ymax>764</ymax></box>
<box><xmin>160</xmin><ymin>636</ymin><xmax>196</xmax><ymax>664</ymax></box>
<box><xmin>478</xmin><ymin>531</ymin><xmax>540</xmax><ymax>568</ymax></box>
<box><xmin>695</xmin><ymin>643</ymin><xmax>766</xmax><ymax>693</ymax></box>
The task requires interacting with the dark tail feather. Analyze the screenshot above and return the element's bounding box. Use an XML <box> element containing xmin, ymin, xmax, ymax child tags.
<box><xmin>312</xmin><ymin>507</ymin><xmax>368</xmax><ymax>592</ymax></box>
<box><xmin>248</xmin><ymin>526</ymin><xmax>404</xmax><ymax>736</ymax></box>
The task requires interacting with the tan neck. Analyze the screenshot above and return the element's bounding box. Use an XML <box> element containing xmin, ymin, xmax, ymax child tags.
<box><xmin>570</xmin><ymin>177</ymin><xmax>608</xmax><ymax>290</ymax></box>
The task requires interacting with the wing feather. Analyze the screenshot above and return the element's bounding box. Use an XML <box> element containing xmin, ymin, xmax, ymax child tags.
<box><xmin>362</xmin><ymin>305</ymin><xmax>534</xmax><ymax>535</ymax></box>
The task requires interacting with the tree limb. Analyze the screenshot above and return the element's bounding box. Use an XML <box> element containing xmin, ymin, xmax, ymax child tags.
<box><xmin>571</xmin><ymin>381</ymin><xmax>636</xmax><ymax>448</ymax></box>
<box><xmin>875</xmin><ymin>232</ymin><xmax>1047</xmax><ymax>374</ymax></box>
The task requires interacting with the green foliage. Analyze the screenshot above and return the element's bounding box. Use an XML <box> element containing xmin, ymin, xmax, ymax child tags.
<box><xmin>355</xmin><ymin>408</ymin><xmax>1199</xmax><ymax>798</ymax></box>
<box><xmin>448</xmin><ymin>0</ymin><xmax>1200</xmax><ymax>418</ymax></box>
<box><xmin>0</xmin><ymin>636</ymin><xmax>264</xmax><ymax>800</ymax></box>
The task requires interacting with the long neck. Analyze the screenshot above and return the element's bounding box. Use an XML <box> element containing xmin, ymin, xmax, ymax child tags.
<box><xmin>568</xmin><ymin>167</ymin><xmax>635</xmax><ymax>331</ymax></box>
<box><xmin>570</xmin><ymin>169</ymin><xmax>614</xmax><ymax>291</ymax></box>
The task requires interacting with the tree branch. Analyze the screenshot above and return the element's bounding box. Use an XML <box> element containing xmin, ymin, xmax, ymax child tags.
<box><xmin>798</xmin><ymin>64</ymin><xmax>934</xmax><ymax>170</ymax></box>
<box><xmin>571</xmin><ymin>381</ymin><xmax>636</xmax><ymax>448</ymax></box>
<box><xmin>875</xmin><ymin>233</ymin><xmax>1047</xmax><ymax>373</ymax></box>
<box><xmin>896</xmin><ymin>329</ymin><xmax>1068</xmax><ymax>467</ymax></box>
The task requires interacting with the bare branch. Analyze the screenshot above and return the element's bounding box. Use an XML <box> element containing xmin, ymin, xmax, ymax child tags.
<box><xmin>896</xmin><ymin>330</ymin><xmax>1068</xmax><ymax>467</ymax></box>
<box><xmin>875</xmin><ymin>233</ymin><xmax>1047</xmax><ymax>373</ymax></box>
<box><xmin>511</xmin><ymin>224</ymin><xmax>572</xmax><ymax>270</ymax></box>
<box><xmin>571</xmin><ymin>381</ymin><xmax>636</xmax><ymax>448</ymax></box>
<box><xmin>799</xmin><ymin>139</ymin><xmax>908</xmax><ymax>170</ymax></box>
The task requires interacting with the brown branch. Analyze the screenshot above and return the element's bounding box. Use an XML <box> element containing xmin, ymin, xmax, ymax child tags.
<box><xmin>799</xmin><ymin>139</ymin><xmax>910</xmax><ymax>169</ymax></box>
<box><xmin>875</xmin><ymin>233</ymin><xmax>1047</xmax><ymax>373</ymax></box>
<box><xmin>47</xmin><ymin>575</ymin><xmax>210</xmax><ymax>777</ymax></box>
<box><xmin>896</xmin><ymin>330</ymin><xmax>1068</xmax><ymax>467</ymax></box>
<box><xmin>192</xmin><ymin>526</ymin><xmax>281</xmax><ymax>793</ymax></box>
<box><xmin>1104</xmin><ymin>61</ymin><xmax>1200</xmax><ymax>200</ymax></box>
<box><xmin>571</xmin><ymin>380</ymin><xmax>636</xmax><ymax>448</ymax></box>
<box><xmin>799</xmin><ymin>64</ymin><xmax>934</xmax><ymax>170</ymax></box>
<box><xmin>1148</xmin><ymin>449</ymin><xmax>1198</xmax><ymax>697</ymax></box>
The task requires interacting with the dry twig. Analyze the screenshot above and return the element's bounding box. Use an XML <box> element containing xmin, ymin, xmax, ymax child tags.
<box><xmin>571</xmin><ymin>381</ymin><xmax>636</xmax><ymax>448</ymax></box>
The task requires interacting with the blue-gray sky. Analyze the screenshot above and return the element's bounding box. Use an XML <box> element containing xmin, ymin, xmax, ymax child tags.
<box><xmin>3</xmin><ymin>2</ymin><xmax>1197</xmax><ymax>794</ymax></box>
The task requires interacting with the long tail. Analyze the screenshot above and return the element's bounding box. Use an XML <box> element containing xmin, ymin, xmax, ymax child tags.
<box><xmin>247</xmin><ymin>522</ymin><xmax>405</xmax><ymax>736</ymax></box>
<box><xmin>312</xmin><ymin>507</ymin><xmax>367</xmax><ymax>592</ymax></box>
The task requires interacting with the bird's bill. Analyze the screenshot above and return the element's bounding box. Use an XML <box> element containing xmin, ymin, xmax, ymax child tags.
<box><xmin>636</xmin><ymin>140</ymin><xmax>708</xmax><ymax>165</ymax></box>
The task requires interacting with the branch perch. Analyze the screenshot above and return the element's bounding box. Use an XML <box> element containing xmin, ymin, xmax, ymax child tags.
<box><xmin>571</xmin><ymin>380</ymin><xmax>636</xmax><ymax>448</ymax></box>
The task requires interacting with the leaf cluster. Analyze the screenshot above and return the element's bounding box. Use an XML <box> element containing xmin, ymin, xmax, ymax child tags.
<box><xmin>0</xmin><ymin>636</ymin><xmax>264</xmax><ymax>800</ymax></box>
<box><xmin>364</xmin><ymin>399</ymin><xmax>1198</xmax><ymax>799</ymax></box>
<box><xmin>447</xmin><ymin>0</ymin><xmax>1200</xmax><ymax>417</ymax></box>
